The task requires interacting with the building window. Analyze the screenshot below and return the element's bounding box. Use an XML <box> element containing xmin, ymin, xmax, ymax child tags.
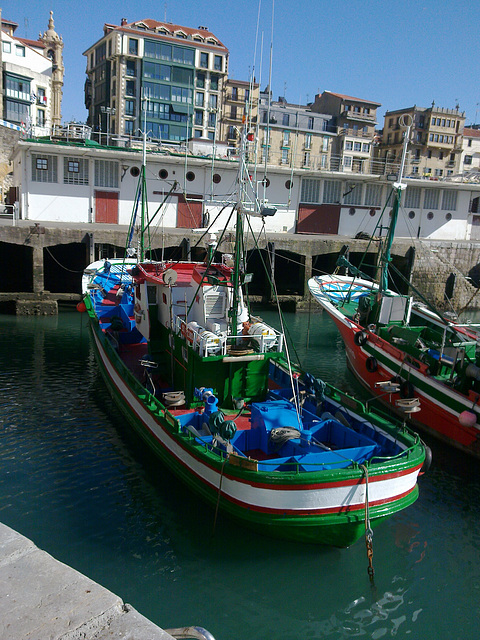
<box><xmin>64</xmin><ymin>157</ymin><xmax>89</xmax><ymax>185</ymax></box>
<box><xmin>424</xmin><ymin>189</ymin><xmax>439</xmax><ymax>210</ymax></box>
<box><xmin>36</xmin><ymin>110</ymin><xmax>46</xmax><ymax>127</ymax></box>
<box><xmin>126</xmin><ymin>80</ymin><xmax>135</xmax><ymax>96</ymax></box>
<box><xmin>194</xmin><ymin>129</ymin><xmax>202</xmax><ymax>138</ymax></box>
<box><xmin>124</xmin><ymin>120</ymin><xmax>134</xmax><ymax>134</ymax></box>
<box><xmin>442</xmin><ymin>190</ymin><xmax>457</xmax><ymax>211</ymax></box>
<box><xmin>200</xmin><ymin>52</ymin><xmax>208</xmax><ymax>68</ymax></box>
<box><xmin>301</xmin><ymin>178</ymin><xmax>320</xmax><ymax>202</ymax></box>
<box><xmin>362</xmin><ymin>143</ymin><xmax>370</xmax><ymax>153</ymax></box>
<box><xmin>209</xmin><ymin>94</ymin><xmax>217</xmax><ymax>109</ymax></box>
<box><xmin>230</xmin><ymin>106</ymin><xmax>237</xmax><ymax>119</ymax></box>
<box><xmin>308</xmin><ymin>117</ymin><xmax>314</xmax><ymax>130</ymax></box>
<box><xmin>2</xmin><ymin>41</ymin><xmax>11</xmax><ymax>53</ymax></box>
<box><xmin>281</xmin><ymin>148</ymin><xmax>289</xmax><ymax>164</ymax></box>
<box><xmin>208</xmin><ymin>111</ymin><xmax>216</xmax><ymax>128</ymax></box>
<box><xmin>343</xmin><ymin>156</ymin><xmax>352</xmax><ymax>167</ymax></box>
<box><xmin>465</xmin><ymin>155</ymin><xmax>473</xmax><ymax>165</ymax></box>
<box><xmin>228</xmin><ymin>126</ymin><xmax>236</xmax><ymax>140</ymax></box>
<box><xmin>210</xmin><ymin>75</ymin><xmax>219</xmax><ymax>91</ymax></box>
<box><xmin>126</xmin><ymin>60</ymin><xmax>136</xmax><ymax>76</ymax></box>
<box><xmin>305</xmin><ymin>133</ymin><xmax>312</xmax><ymax>149</ymax></box>
<box><xmin>354</xmin><ymin>142</ymin><xmax>361</xmax><ymax>152</ymax></box>
<box><xmin>196</xmin><ymin>72</ymin><xmax>205</xmax><ymax>88</ymax></box>
<box><xmin>194</xmin><ymin>110</ymin><xmax>203</xmax><ymax>126</ymax></box>
<box><xmin>94</xmin><ymin>160</ymin><xmax>119</xmax><ymax>187</ymax></box>
<box><xmin>283</xmin><ymin>131</ymin><xmax>290</xmax><ymax>146</ymax></box>
<box><xmin>214</xmin><ymin>55</ymin><xmax>222</xmax><ymax>71</ymax></box>
<box><xmin>405</xmin><ymin>187</ymin><xmax>422</xmax><ymax>209</ymax></box>
<box><xmin>303</xmin><ymin>151</ymin><xmax>310</xmax><ymax>167</ymax></box>
<box><xmin>32</xmin><ymin>154</ymin><xmax>57</xmax><ymax>182</ymax></box>
<box><xmin>129</xmin><ymin>38</ymin><xmax>138</xmax><ymax>55</ymax></box>
<box><xmin>245</xmin><ymin>89</ymin><xmax>250</xmax><ymax>102</ymax></box>
<box><xmin>16</xmin><ymin>45</ymin><xmax>25</xmax><ymax>56</ymax></box>
<box><xmin>195</xmin><ymin>92</ymin><xmax>204</xmax><ymax>107</ymax></box>
<box><xmin>172</xmin><ymin>46</ymin><xmax>194</xmax><ymax>65</ymax></box>
<box><xmin>435</xmin><ymin>169</ymin><xmax>443</xmax><ymax>177</ymax></box>
<box><xmin>125</xmin><ymin>99</ymin><xmax>135</xmax><ymax>116</ymax></box>
<box><xmin>323</xmin><ymin>180</ymin><xmax>341</xmax><ymax>204</ymax></box>
<box><xmin>282</xmin><ymin>113</ymin><xmax>289</xmax><ymax>126</ymax></box>
<box><xmin>344</xmin><ymin>182</ymin><xmax>361</xmax><ymax>205</ymax></box>
<box><xmin>364</xmin><ymin>183</ymin><xmax>382</xmax><ymax>207</ymax></box>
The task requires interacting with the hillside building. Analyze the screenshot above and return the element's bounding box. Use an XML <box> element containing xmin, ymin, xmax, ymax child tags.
<box><xmin>310</xmin><ymin>91</ymin><xmax>380</xmax><ymax>173</ymax></box>
<box><xmin>83</xmin><ymin>19</ymin><xmax>228</xmax><ymax>145</ymax></box>
<box><xmin>257</xmin><ymin>91</ymin><xmax>335</xmax><ymax>170</ymax></box>
<box><xmin>378</xmin><ymin>104</ymin><xmax>465</xmax><ymax>179</ymax></box>
<box><xmin>0</xmin><ymin>11</ymin><xmax>63</xmax><ymax>135</ymax></box>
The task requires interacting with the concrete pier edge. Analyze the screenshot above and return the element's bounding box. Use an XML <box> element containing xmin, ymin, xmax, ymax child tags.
<box><xmin>0</xmin><ymin>521</ymin><xmax>177</xmax><ymax>639</ymax></box>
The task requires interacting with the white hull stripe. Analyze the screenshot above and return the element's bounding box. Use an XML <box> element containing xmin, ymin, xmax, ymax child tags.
<box><xmin>93</xmin><ymin>330</ymin><xmax>419</xmax><ymax>514</ymax></box>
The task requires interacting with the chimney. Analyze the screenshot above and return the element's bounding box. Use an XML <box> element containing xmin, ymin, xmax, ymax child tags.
<box><xmin>121</xmin><ymin>18</ymin><xmax>127</xmax><ymax>26</ymax></box>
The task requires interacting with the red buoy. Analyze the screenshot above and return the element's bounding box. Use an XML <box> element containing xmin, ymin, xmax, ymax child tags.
<box><xmin>76</xmin><ymin>301</ymin><xmax>86</xmax><ymax>313</ymax></box>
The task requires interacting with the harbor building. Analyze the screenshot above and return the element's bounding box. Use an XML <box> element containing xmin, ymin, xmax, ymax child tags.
<box><xmin>10</xmin><ymin>136</ymin><xmax>480</xmax><ymax>243</ymax></box>
<box><xmin>83</xmin><ymin>19</ymin><xmax>229</xmax><ymax>146</ymax></box>
<box><xmin>378</xmin><ymin>104</ymin><xmax>466</xmax><ymax>179</ymax></box>
<box><xmin>309</xmin><ymin>91</ymin><xmax>381</xmax><ymax>173</ymax></box>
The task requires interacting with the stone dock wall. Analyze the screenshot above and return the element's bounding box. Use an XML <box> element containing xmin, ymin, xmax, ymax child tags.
<box><xmin>1</xmin><ymin>219</ymin><xmax>480</xmax><ymax>315</ymax></box>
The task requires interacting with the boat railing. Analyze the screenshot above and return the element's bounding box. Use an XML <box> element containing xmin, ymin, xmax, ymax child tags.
<box><xmin>173</xmin><ymin>315</ymin><xmax>284</xmax><ymax>356</ymax></box>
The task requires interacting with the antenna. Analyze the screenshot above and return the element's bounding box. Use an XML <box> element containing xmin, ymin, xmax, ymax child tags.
<box><xmin>24</xmin><ymin>17</ymin><xmax>29</xmax><ymax>38</ymax></box>
<box><xmin>164</xmin><ymin>2</ymin><xmax>167</xmax><ymax>22</ymax></box>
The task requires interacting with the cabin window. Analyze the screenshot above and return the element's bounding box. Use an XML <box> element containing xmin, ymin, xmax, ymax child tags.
<box><xmin>147</xmin><ymin>285</ymin><xmax>157</xmax><ymax>304</ymax></box>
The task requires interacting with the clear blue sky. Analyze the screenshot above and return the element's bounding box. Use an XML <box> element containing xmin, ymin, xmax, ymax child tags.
<box><xmin>3</xmin><ymin>0</ymin><xmax>479</xmax><ymax>127</ymax></box>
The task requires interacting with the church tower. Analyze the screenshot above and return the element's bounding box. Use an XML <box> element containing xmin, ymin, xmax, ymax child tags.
<box><xmin>39</xmin><ymin>11</ymin><xmax>64</xmax><ymax>128</ymax></box>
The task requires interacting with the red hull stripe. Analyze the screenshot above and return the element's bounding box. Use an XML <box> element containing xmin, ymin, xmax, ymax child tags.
<box><xmin>97</xmin><ymin>330</ymin><xmax>420</xmax><ymax>500</ymax></box>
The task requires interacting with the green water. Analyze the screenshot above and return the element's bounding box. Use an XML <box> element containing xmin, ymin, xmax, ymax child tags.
<box><xmin>0</xmin><ymin>310</ymin><xmax>479</xmax><ymax>639</ymax></box>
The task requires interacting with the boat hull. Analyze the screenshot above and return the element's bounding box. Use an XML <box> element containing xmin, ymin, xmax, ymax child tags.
<box><xmin>309</xmin><ymin>276</ymin><xmax>480</xmax><ymax>459</ymax></box>
<box><xmin>87</xmin><ymin>316</ymin><xmax>423</xmax><ymax>547</ymax></box>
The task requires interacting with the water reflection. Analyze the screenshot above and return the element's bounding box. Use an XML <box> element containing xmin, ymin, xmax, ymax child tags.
<box><xmin>0</xmin><ymin>311</ymin><xmax>479</xmax><ymax>639</ymax></box>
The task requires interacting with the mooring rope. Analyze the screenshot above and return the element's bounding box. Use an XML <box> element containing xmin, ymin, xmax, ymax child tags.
<box><xmin>360</xmin><ymin>464</ymin><xmax>375</xmax><ymax>585</ymax></box>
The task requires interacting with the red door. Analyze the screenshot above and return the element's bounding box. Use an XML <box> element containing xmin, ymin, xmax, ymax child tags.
<box><xmin>176</xmin><ymin>194</ymin><xmax>203</xmax><ymax>228</ymax></box>
<box><xmin>95</xmin><ymin>191</ymin><xmax>119</xmax><ymax>223</ymax></box>
<box><xmin>297</xmin><ymin>204</ymin><xmax>341</xmax><ymax>234</ymax></box>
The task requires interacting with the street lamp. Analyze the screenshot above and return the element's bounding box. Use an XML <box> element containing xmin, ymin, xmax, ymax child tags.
<box><xmin>100</xmin><ymin>105</ymin><xmax>116</xmax><ymax>145</ymax></box>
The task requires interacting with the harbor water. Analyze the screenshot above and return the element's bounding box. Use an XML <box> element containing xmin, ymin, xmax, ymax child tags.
<box><xmin>0</xmin><ymin>309</ymin><xmax>479</xmax><ymax>640</ymax></box>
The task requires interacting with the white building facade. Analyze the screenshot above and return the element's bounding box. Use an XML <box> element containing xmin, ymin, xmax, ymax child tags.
<box><xmin>11</xmin><ymin>138</ymin><xmax>480</xmax><ymax>242</ymax></box>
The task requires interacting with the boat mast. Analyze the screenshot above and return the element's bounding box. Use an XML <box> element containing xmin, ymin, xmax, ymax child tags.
<box><xmin>139</xmin><ymin>95</ymin><xmax>148</xmax><ymax>262</ymax></box>
<box><xmin>380</xmin><ymin>114</ymin><xmax>412</xmax><ymax>294</ymax></box>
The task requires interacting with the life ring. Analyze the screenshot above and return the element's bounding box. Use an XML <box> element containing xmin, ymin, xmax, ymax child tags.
<box><xmin>354</xmin><ymin>330</ymin><xmax>368</xmax><ymax>346</ymax></box>
<box><xmin>366</xmin><ymin>356</ymin><xmax>378</xmax><ymax>373</ymax></box>
<box><xmin>400</xmin><ymin>380</ymin><xmax>415</xmax><ymax>399</ymax></box>
<box><xmin>180</xmin><ymin>322</ymin><xmax>187</xmax><ymax>338</ymax></box>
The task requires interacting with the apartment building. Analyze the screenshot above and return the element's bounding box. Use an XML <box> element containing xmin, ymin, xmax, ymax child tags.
<box><xmin>310</xmin><ymin>91</ymin><xmax>380</xmax><ymax>173</ymax></box>
<box><xmin>83</xmin><ymin>19</ymin><xmax>228</xmax><ymax>145</ymax></box>
<box><xmin>257</xmin><ymin>91</ymin><xmax>335</xmax><ymax>170</ymax></box>
<box><xmin>379</xmin><ymin>104</ymin><xmax>465</xmax><ymax>178</ymax></box>
<box><xmin>461</xmin><ymin>127</ymin><xmax>480</xmax><ymax>174</ymax></box>
<box><xmin>1</xmin><ymin>11</ymin><xmax>63</xmax><ymax>135</ymax></box>
<box><xmin>220</xmin><ymin>78</ymin><xmax>259</xmax><ymax>153</ymax></box>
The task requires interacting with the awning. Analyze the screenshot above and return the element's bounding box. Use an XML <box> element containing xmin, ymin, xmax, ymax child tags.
<box><xmin>171</xmin><ymin>103</ymin><xmax>190</xmax><ymax>114</ymax></box>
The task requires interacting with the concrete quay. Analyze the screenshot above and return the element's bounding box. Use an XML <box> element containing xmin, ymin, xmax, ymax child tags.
<box><xmin>0</xmin><ymin>522</ymin><xmax>208</xmax><ymax>640</ymax></box>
